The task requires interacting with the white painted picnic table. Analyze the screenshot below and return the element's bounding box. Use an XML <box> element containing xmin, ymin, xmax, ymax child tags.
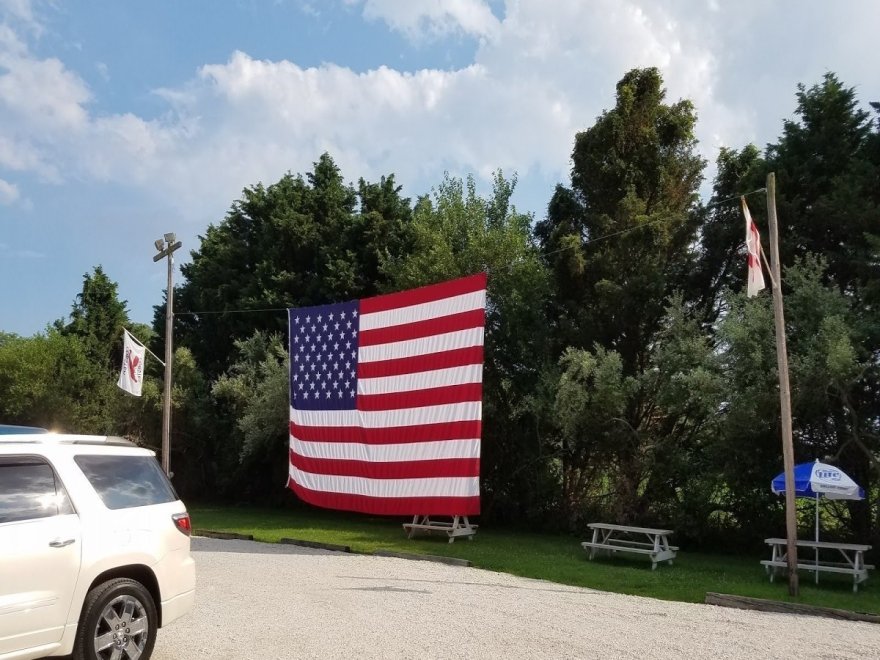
<box><xmin>762</xmin><ymin>538</ymin><xmax>873</xmax><ymax>592</ymax></box>
<box><xmin>581</xmin><ymin>523</ymin><xmax>678</xmax><ymax>570</ymax></box>
<box><xmin>402</xmin><ymin>515</ymin><xmax>478</xmax><ymax>543</ymax></box>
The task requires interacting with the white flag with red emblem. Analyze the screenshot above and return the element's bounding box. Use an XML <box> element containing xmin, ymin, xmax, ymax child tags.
<box><xmin>742</xmin><ymin>197</ymin><xmax>766</xmax><ymax>297</ymax></box>
<box><xmin>117</xmin><ymin>330</ymin><xmax>146</xmax><ymax>396</ymax></box>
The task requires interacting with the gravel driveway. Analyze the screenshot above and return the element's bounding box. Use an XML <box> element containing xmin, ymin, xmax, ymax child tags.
<box><xmin>152</xmin><ymin>537</ymin><xmax>880</xmax><ymax>659</ymax></box>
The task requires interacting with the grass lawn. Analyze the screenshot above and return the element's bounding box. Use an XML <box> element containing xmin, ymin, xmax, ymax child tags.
<box><xmin>189</xmin><ymin>504</ymin><xmax>880</xmax><ymax>615</ymax></box>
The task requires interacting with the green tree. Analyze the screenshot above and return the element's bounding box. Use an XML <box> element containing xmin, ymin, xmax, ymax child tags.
<box><xmin>551</xmin><ymin>296</ymin><xmax>722</xmax><ymax>532</ymax></box>
<box><xmin>768</xmin><ymin>73</ymin><xmax>880</xmax><ymax>294</ymax></box>
<box><xmin>535</xmin><ymin>68</ymin><xmax>711</xmax><ymax>527</ymax></box>
<box><xmin>713</xmin><ymin>256</ymin><xmax>876</xmax><ymax>543</ymax></box>
<box><xmin>768</xmin><ymin>77</ymin><xmax>880</xmax><ymax>537</ymax></box>
<box><xmin>16</xmin><ymin>266</ymin><xmax>133</xmax><ymax>434</ymax></box>
<box><xmin>536</xmin><ymin>67</ymin><xmax>705</xmax><ymax>367</ymax></box>
<box><xmin>691</xmin><ymin>74</ymin><xmax>880</xmax><ymax>544</ymax></box>
<box><xmin>211</xmin><ymin>332</ymin><xmax>290</xmax><ymax>501</ymax></box>
<box><xmin>0</xmin><ymin>330</ymin><xmax>107</xmax><ymax>432</ymax></box>
<box><xmin>163</xmin><ymin>153</ymin><xmax>412</xmax><ymax>377</ymax></box>
<box><xmin>64</xmin><ymin>266</ymin><xmax>130</xmax><ymax>371</ymax></box>
<box><xmin>0</xmin><ymin>269</ymin><xmax>166</xmax><ymax>440</ymax></box>
<box><xmin>387</xmin><ymin>171</ymin><xmax>553</xmax><ymax>522</ymax></box>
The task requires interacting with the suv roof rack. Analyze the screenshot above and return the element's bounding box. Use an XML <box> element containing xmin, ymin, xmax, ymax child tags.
<box><xmin>0</xmin><ymin>433</ymin><xmax>138</xmax><ymax>447</ymax></box>
<box><xmin>67</xmin><ymin>436</ymin><xmax>138</xmax><ymax>447</ymax></box>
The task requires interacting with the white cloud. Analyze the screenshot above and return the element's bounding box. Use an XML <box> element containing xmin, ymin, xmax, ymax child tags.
<box><xmin>0</xmin><ymin>134</ymin><xmax>54</xmax><ymax>175</ymax></box>
<box><xmin>1</xmin><ymin>0</ymin><xmax>879</xmax><ymax>226</ymax></box>
<box><xmin>0</xmin><ymin>0</ymin><xmax>43</xmax><ymax>35</ymax></box>
<box><xmin>0</xmin><ymin>53</ymin><xmax>91</xmax><ymax>131</ymax></box>
<box><xmin>0</xmin><ymin>176</ymin><xmax>19</xmax><ymax>204</ymax></box>
<box><xmin>0</xmin><ymin>16</ymin><xmax>91</xmax><ymax>133</ymax></box>
<box><xmin>0</xmin><ymin>15</ymin><xmax>88</xmax><ymax>182</ymax></box>
<box><xmin>0</xmin><ymin>3</ymin><xmax>707</xmax><ymax>219</ymax></box>
<box><xmin>0</xmin><ymin>23</ymin><xmax>26</xmax><ymax>55</ymax></box>
<box><xmin>352</xmin><ymin>0</ymin><xmax>501</xmax><ymax>41</ymax></box>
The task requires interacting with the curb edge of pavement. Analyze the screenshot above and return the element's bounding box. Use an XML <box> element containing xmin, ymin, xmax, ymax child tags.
<box><xmin>705</xmin><ymin>592</ymin><xmax>880</xmax><ymax>624</ymax></box>
<box><xmin>194</xmin><ymin>529</ymin><xmax>254</xmax><ymax>541</ymax></box>
<box><xmin>279</xmin><ymin>537</ymin><xmax>352</xmax><ymax>553</ymax></box>
<box><xmin>374</xmin><ymin>549</ymin><xmax>472</xmax><ymax>567</ymax></box>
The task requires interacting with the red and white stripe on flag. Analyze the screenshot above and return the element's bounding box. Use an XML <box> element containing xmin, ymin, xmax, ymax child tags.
<box><xmin>742</xmin><ymin>197</ymin><xmax>766</xmax><ymax>297</ymax></box>
<box><xmin>287</xmin><ymin>273</ymin><xmax>486</xmax><ymax>516</ymax></box>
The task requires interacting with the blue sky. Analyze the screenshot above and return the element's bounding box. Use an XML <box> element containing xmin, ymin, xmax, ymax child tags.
<box><xmin>1</xmin><ymin>0</ymin><xmax>878</xmax><ymax>336</ymax></box>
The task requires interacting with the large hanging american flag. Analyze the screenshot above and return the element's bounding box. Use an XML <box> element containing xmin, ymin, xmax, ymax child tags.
<box><xmin>287</xmin><ymin>273</ymin><xmax>486</xmax><ymax>516</ymax></box>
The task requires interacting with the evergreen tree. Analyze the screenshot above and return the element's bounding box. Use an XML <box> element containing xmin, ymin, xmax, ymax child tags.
<box><xmin>162</xmin><ymin>153</ymin><xmax>412</xmax><ymax>377</ymax></box>
<box><xmin>64</xmin><ymin>265</ymin><xmax>130</xmax><ymax>371</ymax></box>
<box><xmin>536</xmin><ymin>68</ymin><xmax>710</xmax><ymax>525</ymax></box>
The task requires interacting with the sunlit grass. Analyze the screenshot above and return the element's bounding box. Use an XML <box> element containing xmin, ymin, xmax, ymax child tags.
<box><xmin>189</xmin><ymin>504</ymin><xmax>880</xmax><ymax>614</ymax></box>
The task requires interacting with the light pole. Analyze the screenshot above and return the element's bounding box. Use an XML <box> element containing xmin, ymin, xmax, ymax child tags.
<box><xmin>153</xmin><ymin>233</ymin><xmax>182</xmax><ymax>476</ymax></box>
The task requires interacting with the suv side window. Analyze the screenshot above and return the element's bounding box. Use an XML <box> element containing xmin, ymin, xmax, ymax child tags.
<box><xmin>74</xmin><ymin>455</ymin><xmax>177</xmax><ymax>510</ymax></box>
<box><xmin>0</xmin><ymin>456</ymin><xmax>75</xmax><ymax>524</ymax></box>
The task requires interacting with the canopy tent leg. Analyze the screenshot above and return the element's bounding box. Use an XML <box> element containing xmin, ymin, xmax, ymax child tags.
<box><xmin>815</xmin><ymin>494</ymin><xmax>820</xmax><ymax>585</ymax></box>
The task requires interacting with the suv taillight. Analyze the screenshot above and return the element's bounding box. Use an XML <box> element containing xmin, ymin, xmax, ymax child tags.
<box><xmin>172</xmin><ymin>512</ymin><xmax>192</xmax><ymax>536</ymax></box>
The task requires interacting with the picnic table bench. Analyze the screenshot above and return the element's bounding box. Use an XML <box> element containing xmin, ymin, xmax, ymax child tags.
<box><xmin>581</xmin><ymin>523</ymin><xmax>677</xmax><ymax>570</ymax></box>
<box><xmin>403</xmin><ymin>515</ymin><xmax>478</xmax><ymax>543</ymax></box>
<box><xmin>762</xmin><ymin>538</ymin><xmax>873</xmax><ymax>592</ymax></box>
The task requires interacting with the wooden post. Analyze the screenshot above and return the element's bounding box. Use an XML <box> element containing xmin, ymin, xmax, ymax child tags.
<box><xmin>153</xmin><ymin>234</ymin><xmax>182</xmax><ymax>476</ymax></box>
<box><xmin>162</xmin><ymin>251</ymin><xmax>174</xmax><ymax>476</ymax></box>
<box><xmin>766</xmin><ymin>172</ymin><xmax>799</xmax><ymax>596</ymax></box>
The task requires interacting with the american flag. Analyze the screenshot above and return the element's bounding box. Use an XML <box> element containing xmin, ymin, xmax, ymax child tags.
<box><xmin>287</xmin><ymin>273</ymin><xmax>486</xmax><ymax>515</ymax></box>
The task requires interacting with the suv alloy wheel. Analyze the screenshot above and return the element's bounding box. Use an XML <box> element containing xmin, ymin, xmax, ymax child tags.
<box><xmin>74</xmin><ymin>578</ymin><xmax>158</xmax><ymax>660</ymax></box>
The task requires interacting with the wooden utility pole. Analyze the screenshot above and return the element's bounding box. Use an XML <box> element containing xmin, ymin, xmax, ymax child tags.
<box><xmin>766</xmin><ymin>172</ymin><xmax>799</xmax><ymax>596</ymax></box>
<box><xmin>153</xmin><ymin>233</ymin><xmax>182</xmax><ymax>476</ymax></box>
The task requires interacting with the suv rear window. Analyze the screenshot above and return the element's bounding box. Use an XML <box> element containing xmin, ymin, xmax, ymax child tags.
<box><xmin>74</xmin><ymin>455</ymin><xmax>178</xmax><ymax>510</ymax></box>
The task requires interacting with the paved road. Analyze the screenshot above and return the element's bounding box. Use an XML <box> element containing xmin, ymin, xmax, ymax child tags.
<box><xmin>152</xmin><ymin>537</ymin><xmax>880</xmax><ymax>659</ymax></box>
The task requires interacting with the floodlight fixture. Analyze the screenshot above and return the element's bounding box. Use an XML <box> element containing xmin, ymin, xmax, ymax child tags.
<box><xmin>164</xmin><ymin>232</ymin><xmax>176</xmax><ymax>243</ymax></box>
<box><xmin>154</xmin><ymin>239</ymin><xmax>165</xmax><ymax>251</ymax></box>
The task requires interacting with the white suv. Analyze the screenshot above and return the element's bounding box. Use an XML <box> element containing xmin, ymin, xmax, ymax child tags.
<box><xmin>0</xmin><ymin>434</ymin><xmax>195</xmax><ymax>660</ymax></box>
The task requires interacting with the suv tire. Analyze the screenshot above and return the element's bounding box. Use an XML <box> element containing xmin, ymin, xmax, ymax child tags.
<box><xmin>73</xmin><ymin>577</ymin><xmax>158</xmax><ymax>660</ymax></box>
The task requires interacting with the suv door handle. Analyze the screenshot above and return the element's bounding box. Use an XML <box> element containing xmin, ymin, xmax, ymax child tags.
<box><xmin>49</xmin><ymin>538</ymin><xmax>75</xmax><ymax>548</ymax></box>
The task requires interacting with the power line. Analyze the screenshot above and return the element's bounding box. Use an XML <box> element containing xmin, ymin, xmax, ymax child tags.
<box><xmin>175</xmin><ymin>307</ymin><xmax>289</xmax><ymax>316</ymax></box>
<box><xmin>703</xmin><ymin>187</ymin><xmax>766</xmax><ymax>211</ymax></box>
<box><xmin>541</xmin><ymin>216</ymin><xmax>672</xmax><ymax>260</ymax></box>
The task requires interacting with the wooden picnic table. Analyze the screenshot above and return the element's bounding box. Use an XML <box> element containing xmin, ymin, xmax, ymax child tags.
<box><xmin>581</xmin><ymin>523</ymin><xmax>677</xmax><ymax>570</ymax></box>
<box><xmin>762</xmin><ymin>538</ymin><xmax>873</xmax><ymax>592</ymax></box>
<box><xmin>402</xmin><ymin>515</ymin><xmax>478</xmax><ymax>543</ymax></box>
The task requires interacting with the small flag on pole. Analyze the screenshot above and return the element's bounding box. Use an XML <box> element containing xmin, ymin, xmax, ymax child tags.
<box><xmin>742</xmin><ymin>197</ymin><xmax>766</xmax><ymax>297</ymax></box>
<box><xmin>118</xmin><ymin>330</ymin><xmax>146</xmax><ymax>396</ymax></box>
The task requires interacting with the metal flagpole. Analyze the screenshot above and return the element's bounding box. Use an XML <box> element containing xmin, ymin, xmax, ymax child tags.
<box><xmin>153</xmin><ymin>233</ymin><xmax>182</xmax><ymax>476</ymax></box>
<box><xmin>766</xmin><ymin>173</ymin><xmax>799</xmax><ymax>596</ymax></box>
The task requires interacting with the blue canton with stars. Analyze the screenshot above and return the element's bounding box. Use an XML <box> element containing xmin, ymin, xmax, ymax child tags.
<box><xmin>289</xmin><ymin>300</ymin><xmax>361</xmax><ymax>411</ymax></box>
